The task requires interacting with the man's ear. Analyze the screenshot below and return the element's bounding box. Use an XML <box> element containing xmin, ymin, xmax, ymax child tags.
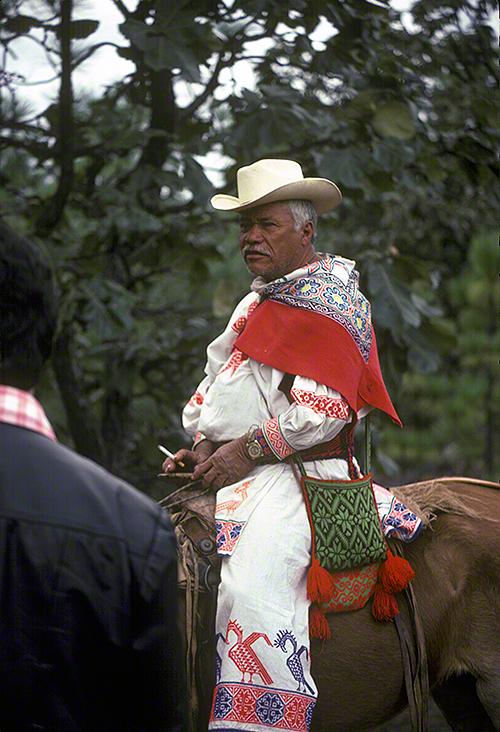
<box><xmin>302</xmin><ymin>220</ymin><xmax>314</xmax><ymax>246</ymax></box>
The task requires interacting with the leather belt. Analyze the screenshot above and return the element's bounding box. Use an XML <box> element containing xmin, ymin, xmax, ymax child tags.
<box><xmin>295</xmin><ymin>422</ymin><xmax>354</xmax><ymax>463</ymax></box>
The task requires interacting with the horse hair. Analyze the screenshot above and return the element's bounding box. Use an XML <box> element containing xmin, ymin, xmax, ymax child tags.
<box><xmin>392</xmin><ymin>477</ymin><xmax>500</xmax><ymax>527</ymax></box>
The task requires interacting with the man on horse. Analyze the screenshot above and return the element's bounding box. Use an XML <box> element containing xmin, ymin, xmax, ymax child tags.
<box><xmin>163</xmin><ymin>159</ymin><xmax>421</xmax><ymax>731</ymax></box>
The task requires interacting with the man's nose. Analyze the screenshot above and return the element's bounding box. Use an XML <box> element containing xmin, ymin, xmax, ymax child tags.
<box><xmin>242</xmin><ymin>223</ymin><xmax>263</xmax><ymax>243</ymax></box>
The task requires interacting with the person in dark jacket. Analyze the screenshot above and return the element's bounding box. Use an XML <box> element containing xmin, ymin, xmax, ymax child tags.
<box><xmin>0</xmin><ymin>221</ymin><xmax>183</xmax><ymax>731</ymax></box>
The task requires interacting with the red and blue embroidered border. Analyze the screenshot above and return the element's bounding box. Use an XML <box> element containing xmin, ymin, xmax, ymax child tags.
<box><xmin>383</xmin><ymin>497</ymin><xmax>421</xmax><ymax>542</ymax></box>
<box><xmin>211</xmin><ymin>681</ymin><xmax>315</xmax><ymax>731</ymax></box>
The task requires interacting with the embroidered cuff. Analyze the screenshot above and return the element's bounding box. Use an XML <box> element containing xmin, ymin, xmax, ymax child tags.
<box><xmin>193</xmin><ymin>431</ymin><xmax>207</xmax><ymax>448</ymax></box>
<box><xmin>252</xmin><ymin>426</ymin><xmax>273</xmax><ymax>457</ymax></box>
<box><xmin>262</xmin><ymin>416</ymin><xmax>294</xmax><ymax>460</ymax></box>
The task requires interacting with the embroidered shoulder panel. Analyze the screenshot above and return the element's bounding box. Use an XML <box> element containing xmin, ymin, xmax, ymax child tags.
<box><xmin>262</xmin><ymin>260</ymin><xmax>372</xmax><ymax>362</ymax></box>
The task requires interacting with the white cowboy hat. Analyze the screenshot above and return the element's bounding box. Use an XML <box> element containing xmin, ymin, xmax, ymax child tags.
<box><xmin>210</xmin><ymin>158</ymin><xmax>342</xmax><ymax>215</ymax></box>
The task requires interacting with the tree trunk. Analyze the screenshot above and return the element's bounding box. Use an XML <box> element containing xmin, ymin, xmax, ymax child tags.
<box><xmin>36</xmin><ymin>0</ymin><xmax>75</xmax><ymax>235</ymax></box>
<box><xmin>51</xmin><ymin>327</ymin><xmax>106</xmax><ymax>466</ymax></box>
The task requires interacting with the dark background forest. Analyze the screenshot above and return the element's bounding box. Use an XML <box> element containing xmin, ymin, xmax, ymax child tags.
<box><xmin>1</xmin><ymin>0</ymin><xmax>498</xmax><ymax>499</ymax></box>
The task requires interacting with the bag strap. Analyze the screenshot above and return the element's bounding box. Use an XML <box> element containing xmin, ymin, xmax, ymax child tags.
<box><xmin>293</xmin><ymin>453</ymin><xmax>307</xmax><ymax>478</ymax></box>
<box><xmin>364</xmin><ymin>411</ymin><xmax>372</xmax><ymax>475</ymax></box>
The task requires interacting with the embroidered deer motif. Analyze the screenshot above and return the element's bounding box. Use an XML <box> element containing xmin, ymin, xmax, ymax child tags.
<box><xmin>274</xmin><ymin>629</ymin><xmax>315</xmax><ymax>694</ymax></box>
<box><xmin>215</xmin><ymin>481</ymin><xmax>251</xmax><ymax>514</ymax></box>
<box><xmin>226</xmin><ymin>619</ymin><xmax>273</xmax><ymax>685</ymax></box>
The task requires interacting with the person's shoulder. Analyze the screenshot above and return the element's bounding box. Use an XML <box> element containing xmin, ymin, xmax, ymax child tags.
<box><xmin>54</xmin><ymin>439</ymin><xmax>170</xmax><ymax>534</ymax></box>
<box><xmin>52</xmin><ymin>439</ymin><xmax>177</xmax><ymax>567</ymax></box>
<box><xmin>0</xmin><ymin>422</ymin><xmax>171</xmax><ymax>547</ymax></box>
<box><xmin>42</xmin><ymin>434</ymin><xmax>144</xmax><ymax>497</ymax></box>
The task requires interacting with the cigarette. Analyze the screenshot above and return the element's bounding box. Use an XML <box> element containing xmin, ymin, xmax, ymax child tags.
<box><xmin>158</xmin><ymin>444</ymin><xmax>185</xmax><ymax>468</ymax></box>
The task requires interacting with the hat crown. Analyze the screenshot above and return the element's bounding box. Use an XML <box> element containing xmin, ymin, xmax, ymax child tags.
<box><xmin>237</xmin><ymin>159</ymin><xmax>304</xmax><ymax>204</ymax></box>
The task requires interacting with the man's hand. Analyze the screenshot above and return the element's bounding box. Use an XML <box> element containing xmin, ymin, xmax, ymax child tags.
<box><xmin>192</xmin><ymin>436</ymin><xmax>254</xmax><ymax>490</ymax></box>
<box><xmin>161</xmin><ymin>439</ymin><xmax>217</xmax><ymax>474</ymax></box>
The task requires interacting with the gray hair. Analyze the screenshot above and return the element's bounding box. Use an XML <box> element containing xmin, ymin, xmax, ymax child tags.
<box><xmin>286</xmin><ymin>200</ymin><xmax>318</xmax><ymax>246</ymax></box>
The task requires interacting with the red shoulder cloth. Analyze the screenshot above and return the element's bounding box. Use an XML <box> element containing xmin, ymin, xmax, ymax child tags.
<box><xmin>235</xmin><ymin>299</ymin><xmax>402</xmax><ymax>426</ymax></box>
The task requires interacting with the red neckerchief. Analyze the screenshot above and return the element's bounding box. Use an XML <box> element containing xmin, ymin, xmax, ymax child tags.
<box><xmin>0</xmin><ymin>385</ymin><xmax>57</xmax><ymax>441</ymax></box>
<box><xmin>235</xmin><ymin>258</ymin><xmax>401</xmax><ymax>426</ymax></box>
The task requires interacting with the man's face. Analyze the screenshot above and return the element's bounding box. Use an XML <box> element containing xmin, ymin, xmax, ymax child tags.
<box><xmin>239</xmin><ymin>202</ymin><xmax>313</xmax><ymax>282</ymax></box>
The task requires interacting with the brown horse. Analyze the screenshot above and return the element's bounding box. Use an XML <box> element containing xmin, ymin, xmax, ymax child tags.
<box><xmin>166</xmin><ymin>477</ymin><xmax>500</xmax><ymax>732</ymax></box>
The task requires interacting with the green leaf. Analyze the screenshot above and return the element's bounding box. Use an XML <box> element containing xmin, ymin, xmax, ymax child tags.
<box><xmin>116</xmin><ymin>46</ymin><xmax>138</xmax><ymax>62</ymax></box>
<box><xmin>119</xmin><ymin>20</ymin><xmax>151</xmax><ymax>50</ymax></box>
<box><xmin>411</xmin><ymin>293</ymin><xmax>442</xmax><ymax>318</ymax></box>
<box><xmin>4</xmin><ymin>15</ymin><xmax>42</xmax><ymax>33</ymax></box>
<box><xmin>469</xmin><ymin>232</ymin><xmax>500</xmax><ymax>278</ymax></box>
<box><xmin>318</xmin><ymin>148</ymin><xmax>371</xmax><ymax>188</ymax></box>
<box><xmin>366</xmin><ymin>171</ymin><xmax>394</xmax><ymax>192</ymax></box>
<box><xmin>171</xmin><ymin>44</ymin><xmax>201</xmax><ymax>83</ymax></box>
<box><xmin>367</xmin><ymin>261</ymin><xmax>421</xmax><ymax>330</ymax></box>
<box><xmin>68</xmin><ymin>19</ymin><xmax>100</xmax><ymax>39</ymax></box>
<box><xmin>372</xmin><ymin>102</ymin><xmax>415</xmax><ymax>140</ymax></box>
<box><xmin>419</xmin><ymin>155</ymin><xmax>447</xmax><ymax>183</ymax></box>
<box><xmin>184</xmin><ymin>156</ymin><xmax>213</xmax><ymax>203</ymax></box>
<box><xmin>214</xmin><ymin>19</ymin><xmax>250</xmax><ymax>40</ymax></box>
<box><xmin>407</xmin><ymin>341</ymin><xmax>441</xmax><ymax>374</ymax></box>
<box><xmin>143</xmin><ymin>35</ymin><xmax>176</xmax><ymax>71</ymax></box>
<box><xmin>372</xmin><ymin>139</ymin><xmax>415</xmax><ymax>171</ymax></box>
<box><xmin>260</xmin><ymin>84</ymin><xmax>297</xmax><ymax>101</ymax></box>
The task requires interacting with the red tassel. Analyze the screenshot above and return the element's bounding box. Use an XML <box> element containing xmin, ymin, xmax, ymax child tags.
<box><xmin>307</xmin><ymin>556</ymin><xmax>335</xmax><ymax>604</ymax></box>
<box><xmin>309</xmin><ymin>603</ymin><xmax>331</xmax><ymax>640</ymax></box>
<box><xmin>371</xmin><ymin>584</ymin><xmax>399</xmax><ymax>621</ymax></box>
<box><xmin>378</xmin><ymin>547</ymin><xmax>415</xmax><ymax>594</ymax></box>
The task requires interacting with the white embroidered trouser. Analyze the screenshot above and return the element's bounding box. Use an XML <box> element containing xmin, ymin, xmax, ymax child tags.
<box><xmin>209</xmin><ymin>464</ymin><xmax>317</xmax><ymax>732</ymax></box>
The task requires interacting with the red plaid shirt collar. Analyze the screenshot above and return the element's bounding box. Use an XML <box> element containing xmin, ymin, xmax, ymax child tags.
<box><xmin>0</xmin><ymin>385</ymin><xmax>56</xmax><ymax>442</ymax></box>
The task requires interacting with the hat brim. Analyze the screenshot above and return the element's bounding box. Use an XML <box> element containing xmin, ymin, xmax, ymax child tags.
<box><xmin>210</xmin><ymin>178</ymin><xmax>342</xmax><ymax>215</ymax></box>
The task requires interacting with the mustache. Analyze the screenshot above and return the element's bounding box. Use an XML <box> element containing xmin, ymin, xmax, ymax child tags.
<box><xmin>241</xmin><ymin>245</ymin><xmax>269</xmax><ymax>257</ymax></box>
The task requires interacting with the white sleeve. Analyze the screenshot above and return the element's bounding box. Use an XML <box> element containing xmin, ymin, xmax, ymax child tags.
<box><xmin>182</xmin><ymin>375</ymin><xmax>211</xmax><ymax>440</ymax></box>
<box><xmin>262</xmin><ymin>375</ymin><xmax>352</xmax><ymax>459</ymax></box>
<box><xmin>181</xmin><ymin>292</ymin><xmax>259</xmax><ymax>439</ymax></box>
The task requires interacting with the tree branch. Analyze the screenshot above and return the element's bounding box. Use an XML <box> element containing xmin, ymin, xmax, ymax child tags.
<box><xmin>0</xmin><ymin>135</ymin><xmax>52</xmax><ymax>158</ymax></box>
<box><xmin>111</xmin><ymin>0</ymin><xmax>132</xmax><ymax>19</ymax></box>
<box><xmin>72</xmin><ymin>41</ymin><xmax>124</xmax><ymax>70</ymax></box>
<box><xmin>180</xmin><ymin>52</ymin><xmax>230</xmax><ymax>119</ymax></box>
<box><xmin>9</xmin><ymin>31</ymin><xmax>60</xmax><ymax>71</ymax></box>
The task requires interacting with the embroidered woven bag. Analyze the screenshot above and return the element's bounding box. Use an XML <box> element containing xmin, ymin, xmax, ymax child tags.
<box><xmin>291</xmin><ymin>427</ymin><xmax>415</xmax><ymax>640</ymax></box>
<box><xmin>294</xmin><ymin>458</ymin><xmax>387</xmax><ymax>573</ymax></box>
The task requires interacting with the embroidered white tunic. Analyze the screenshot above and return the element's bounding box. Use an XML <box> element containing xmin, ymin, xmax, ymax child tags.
<box><xmin>182</xmin><ymin>256</ymin><xmax>420</xmax><ymax>732</ymax></box>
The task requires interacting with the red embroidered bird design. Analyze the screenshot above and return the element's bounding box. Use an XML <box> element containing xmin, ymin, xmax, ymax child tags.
<box><xmin>215</xmin><ymin>481</ymin><xmax>251</xmax><ymax>514</ymax></box>
<box><xmin>225</xmin><ymin>619</ymin><xmax>273</xmax><ymax>685</ymax></box>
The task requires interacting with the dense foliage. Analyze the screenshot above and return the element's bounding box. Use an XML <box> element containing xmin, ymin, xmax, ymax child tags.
<box><xmin>1</xmin><ymin>0</ymin><xmax>498</xmax><ymax>492</ymax></box>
